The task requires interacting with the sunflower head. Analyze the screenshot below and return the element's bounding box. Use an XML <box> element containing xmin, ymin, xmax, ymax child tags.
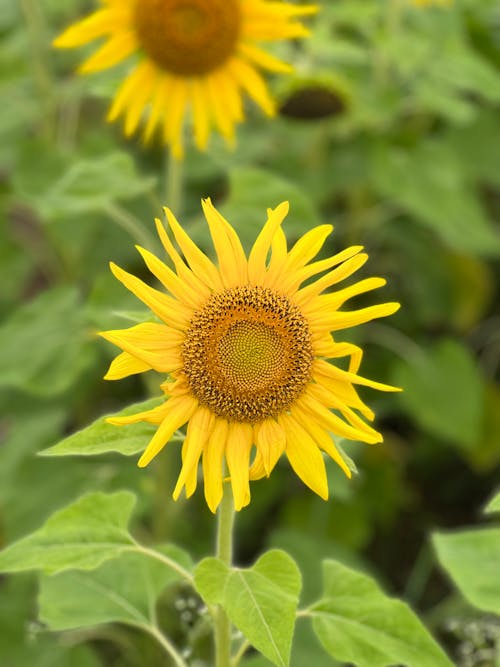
<box><xmin>100</xmin><ymin>200</ymin><xmax>401</xmax><ymax>512</ymax></box>
<box><xmin>54</xmin><ymin>0</ymin><xmax>318</xmax><ymax>157</ymax></box>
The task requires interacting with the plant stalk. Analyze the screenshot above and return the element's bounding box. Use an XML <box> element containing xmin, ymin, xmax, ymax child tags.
<box><xmin>215</xmin><ymin>489</ymin><xmax>235</xmax><ymax>667</ymax></box>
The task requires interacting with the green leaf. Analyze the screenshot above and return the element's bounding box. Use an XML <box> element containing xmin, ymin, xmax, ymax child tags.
<box><xmin>433</xmin><ymin>528</ymin><xmax>500</xmax><ymax>615</ymax></box>
<box><xmin>393</xmin><ymin>339</ymin><xmax>484</xmax><ymax>450</ymax></box>
<box><xmin>0</xmin><ymin>491</ymin><xmax>136</xmax><ymax>574</ymax></box>
<box><xmin>195</xmin><ymin>550</ymin><xmax>302</xmax><ymax>667</ymax></box>
<box><xmin>39</xmin><ymin>547</ymin><xmax>189</xmax><ymax>631</ymax></box>
<box><xmin>371</xmin><ymin>140</ymin><xmax>500</xmax><ymax>256</ymax></box>
<box><xmin>41</xmin><ymin>397</ymin><xmax>164</xmax><ymax>457</ymax></box>
<box><xmin>15</xmin><ymin>150</ymin><xmax>156</xmax><ymax>221</ymax></box>
<box><xmin>310</xmin><ymin>560</ymin><xmax>453</xmax><ymax>667</ymax></box>
<box><xmin>0</xmin><ymin>287</ymin><xmax>95</xmax><ymax>397</ymax></box>
<box><xmin>484</xmin><ymin>491</ymin><xmax>500</xmax><ymax>515</ymax></box>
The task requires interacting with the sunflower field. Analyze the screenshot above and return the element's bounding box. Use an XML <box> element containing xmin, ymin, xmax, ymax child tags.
<box><xmin>1</xmin><ymin>1</ymin><xmax>500</xmax><ymax>666</ymax></box>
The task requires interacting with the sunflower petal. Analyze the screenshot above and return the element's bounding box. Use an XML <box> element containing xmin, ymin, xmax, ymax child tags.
<box><xmin>279</xmin><ymin>413</ymin><xmax>328</xmax><ymax>500</ymax></box>
<box><xmin>138</xmin><ymin>395</ymin><xmax>198</xmax><ymax>467</ymax></box>
<box><xmin>203</xmin><ymin>418</ymin><xmax>228</xmax><ymax>513</ymax></box>
<box><xmin>225</xmin><ymin>422</ymin><xmax>253</xmax><ymax>511</ymax></box>
<box><xmin>173</xmin><ymin>406</ymin><xmax>214</xmax><ymax>500</ymax></box>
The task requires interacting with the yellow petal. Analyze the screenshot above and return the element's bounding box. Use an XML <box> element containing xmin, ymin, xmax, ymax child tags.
<box><xmin>104</xmin><ymin>351</ymin><xmax>151</xmax><ymax>380</ymax></box>
<box><xmin>143</xmin><ymin>78</ymin><xmax>173</xmax><ymax>143</ymax></box>
<box><xmin>173</xmin><ymin>406</ymin><xmax>215</xmax><ymax>501</ymax></box>
<box><xmin>138</xmin><ymin>395</ymin><xmax>198</xmax><ymax>467</ymax></box>
<box><xmin>279</xmin><ymin>413</ymin><xmax>328</xmax><ymax>500</ymax></box>
<box><xmin>163</xmin><ymin>208</ymin><xmax>223</xmax><ymax>291</ymax></box>
<box><xmin>109</xmin><ymin>262</ymin><xmax>191</xmax><ymax>330</ymax></box>
<box><xmin>53</xmin><ymin>9</ymin><xmax>124</xmax><ymax>48</ymax></box>
<box><xmin>121</xmin><ymin>64</ymin><xmax>157</xmax><ymax>136</ymax></box>
<box><xmin>203</xmin><ymin>418</ymin><xmax>228</xmax><ymax>513</ymax></box>
<box><xmin>154</xmin><ymin>217</ymin><xmax>211</xmax><ymax>299</ymax></box>
<box><xmin>248</xmin><ymin>202</ymin><xmax>289</xmax><ymax>284</ymax></box>
<box><xmin>313</xmin><ymin>372</ymin><xmax>375</xmax><ymax>421</ymax></box>
<box><xmin>313</xmin><ymin>358</ymin><xmax>402</xmax><ymax>393</ymax></box>
<box><xmin>107</xmin><ymin>399</ymin><xmax>171</xmax><ymax>426</ymax></box>
<box><xmin>304</xmin><ymin>277</ymin><xmax>387</xmax><ymax>315</ymax></box>
<box><xmin>254</xmin><ymin>418</ymin><xmax>286</xmax><ymax>476</ymax></box>
<box><xmin>205</xmin><ymin>72</ymin><xmax>238</xmax><ymax>145</ymax></box>
<box><xmin>314</xmin><ymin>341</ymin><xmax>364</xmax><ymax>374</ymax></box>
<box><xmin>78</xmin><ymin>30</ymin><xmax>136</xmax><ymax>74</ymax></box>
<box><xmin>99</xmin><ymin>322</ymin><xmax>183</xmax><ymax>373</ymax></box>
<box><xmin>228</xmin><ymin>58</ymin><xmax>275</xmax><ymax>116</ymax></box>
<box><xmin>162</xmin><ymin>78</ymin><xmax>187</xmax><ymax>157</ymax></box>
<box><xmin>296</xmin><ymin>390</ymin><xmax>382</xmax><ymax>444</ymax></box>
<box><xmin>135</xmin><ymin>245</ymin><xmax>205</xmax><ymax>310</ymax></box>
<box><xmin>191</xmin><ymin>78</ymin><xmax>212</xmax><ymax>150</ymax></box>
<box><xmin>265</xmin><ymin>227</ymin><xmax>287</xmax><ymax>284</ymax></box>
<box><xmin>310</xmin><ymin>302</ymin><xmax>401</xmax><ymax>333</ymax></box>
<box><xmin>239</xmin><ymin>43</ymin><xmax>292</xmax><ymax>73</ymax></box>
<box><xmin>307</xmin><ymin>382</ymin><xmax>381</xmax><ymax>439</ymax></box>
<box><xmin>201</xmin><ymin>198</ymin><xmax>248</xmax><ymax>287</ymax></box>
<box><xmin>291</xmin><ymin>405</ymin><xmax>352</xmax><ymax>479</ymax></box>
<box><xmin>108</xmin><ymin>62</ymin><xmax>151</xmax><ymax>122</ymax></box>
<box><xmin>295</xmin><ymin>253</ymin><xmax>369</xmax><ymax>305</ymax></box>
<box><xmin>225</xmin><ymin>422</ymin><xmax>253</xmax><ymax>511</ymax></box>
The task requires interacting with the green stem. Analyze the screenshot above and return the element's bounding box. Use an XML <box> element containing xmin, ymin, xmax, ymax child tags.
<box><xmin>164</xmin><ymin>148</ymin><xmax>184</xmax><ymax>214</ymax></box>
<box><xmin>215</xmin><ymin>489</ymin><xmax>235</xmax><ymax>667</ymax></box>
<box><xmin>231</xmin><ymin>639</ymin><xmax>250</xmax><ymax>667</ymax></box>
<box><xmin>20</xmin><ymin>0</ymin><xmax>56</xmax><ymax>140</ymax></box>
<box><xmin>104</xmin><ymin>202</ymin><xmax>159</xmax><ymax>251</ymax></box>
<box><xmin>132</xmin><ymin>543</ymin><xmax>194</xmax><ymax>585</ymax></box>
<box><xmin>143</xmin><ymin>624</ymin><xmax>189</xmax><ymax>667</ymax></box>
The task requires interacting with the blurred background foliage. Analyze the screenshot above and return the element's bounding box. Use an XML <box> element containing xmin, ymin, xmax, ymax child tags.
<box><xmin>1</xmin><ymin>0</ymin><xmax>499</xmax><ymax>665</ymax></box>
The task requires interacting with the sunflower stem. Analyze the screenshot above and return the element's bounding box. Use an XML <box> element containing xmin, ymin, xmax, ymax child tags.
<box><xmin>20</xmin><ymin>0</ymin><xmax>56</xmax><ymax>140</ymax></box>
<box><xmin>165</xmin><ymin>148</ymin><xmax>184</xmax><ymax>214</ymax></box>
<box><xmin>215</xmin><ymin>489</ymin><xmax>235</xmax><ymax>667</ymax></box>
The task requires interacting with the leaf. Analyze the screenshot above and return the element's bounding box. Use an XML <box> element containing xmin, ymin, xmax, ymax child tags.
<box><xmin>484</xmin><ymin>491</ymin><xmax>500</xmax><ymax>515</ymax></box>
<box><xmin>39</xmin><ymin>547</ymin><xmax>190</xmax><ymax>631</ymax></box>
<box><xmin>15</xmin><ymin>150</ymin><xmax>156</xmax><ymax>221</ymax></box>
<box><xmin>0</xmin><ymin>287</ymin><xmax>96</xmax><ymax>397</ymax></box>
<box><xmin>393</xmin><ymin>339</ymin><xmax>484</xmax><ymax>450</ymax></box>
<box><xmin>195</xmin><ymin>550</ymin><xmax>302</xmax><ymax>667</ymax></box>
<box><xmin>310</xmin><ymin>560</ymin><xmax>453</xmax><ymax>667</ymax></box>
<box><xmin>433</xmin><ymin>528</ymin><xmax>500</xmax><ymax>615</ymax></box>
<box><xmin>371</xmin><ymin>140</ymin><xmax>500</xmax><ymax>256</ymax></box>
<box><xmin>41</xmin><ymin>397</ymin><xmax>164</xmax><ymax>457</ymax></box>
<box><xmin>0</xmin><ymin>491</ymin><xmax>136</xmax><ymax>574</ymax></box>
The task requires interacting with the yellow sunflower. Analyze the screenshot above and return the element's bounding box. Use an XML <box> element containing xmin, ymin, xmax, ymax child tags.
<box><xmin>100</xmin><ymin>201</ymin><xmax>400</xmax><ymax>512</ymax></box>
<box><xmin>411</xmin><ymin>0</ymin><xmax>451</xmax><ymax>6</ymax></box>
<box><xmin>53</xmin><ymin>0</ymin><xmax>317</xmax><ymax>158</ymax></box>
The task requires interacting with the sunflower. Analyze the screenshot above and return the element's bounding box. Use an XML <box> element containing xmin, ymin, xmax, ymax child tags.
<box><xmin>53</xmin><ymin>0</ymin><xmax>317</xmax><ymax>157</ymax></box>
<box><xmin>100</xmin><ymin>201</ymin><xmax>400</xmax><ymax>512</ymax></box>
<box><xmin>411</xmin><ymin>0</ymin><xmax>451</xmax><ymax>6</ymax></box>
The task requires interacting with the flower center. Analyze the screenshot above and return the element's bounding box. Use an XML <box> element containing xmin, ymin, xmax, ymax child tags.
<box><xmin>133</xmin><ymin>0</ymin><xmax>241</xmax><ymax>76</ymax></box>
<box><xmin>182</xmin><ymin>286</ymin><xmax>313</xmax><ymax>423</ymax></box>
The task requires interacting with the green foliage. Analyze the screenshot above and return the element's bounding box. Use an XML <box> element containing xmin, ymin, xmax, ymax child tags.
<box><xmin>0</xmin><ymin>287</ymin><xmax>95</xmax><ymax>396</ymax></box>
<box><xmin>195</xmin><ymin>550</ymin><xmax>301</xmax><ymax>667</ymax></box>
<box><xmin>2</xmin><ymin>0</ymin><xmax>500</xmax><ymax>664</ymax></box>
<box><xmin>0</xmin><ymin>492</ymin><xmax>137</xmax><ymax>574</ymax></box>
<box><xmin>485</xmin><ymin>491</ymin><xmax>500</xmax><ymax>515</ymax></box>
<box><xmin>309</xmin><ymin>560</ymin><xmax>453</xmax><ymax>667</ymax></box>
<box><xmin>433</xmin><ymin>493</ymin><xmax>500</xmax><ymax>616</ymax></box>
<box><xmin>394</xmin><ymin>339</ymin><xmax>484</xmax><ymax>450</ymax></box>
<box><xmin>39</xmin><ymin>548</ymin><xmax>190</xmax><ymax>631</ymax></box>
<box><xmin>42</xmin><ymin>397</ymin><xmax>164</xmax><ymax>457</ymax></box>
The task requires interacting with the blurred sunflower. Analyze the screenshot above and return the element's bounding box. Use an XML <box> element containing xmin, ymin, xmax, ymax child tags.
<box><xmin>412</xmin><ymin>0</ymin><xmax>451</xmax><ymax>6</ymax></box>
<box><xmin>101</xmin><ymin>201</ymin><xmax>400</xmax><ymax>512</ymax></box>
<box><xmin>54</xmin><ymin>0</ymin><xmax>317</xmax><ymax>157</ymax></box>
